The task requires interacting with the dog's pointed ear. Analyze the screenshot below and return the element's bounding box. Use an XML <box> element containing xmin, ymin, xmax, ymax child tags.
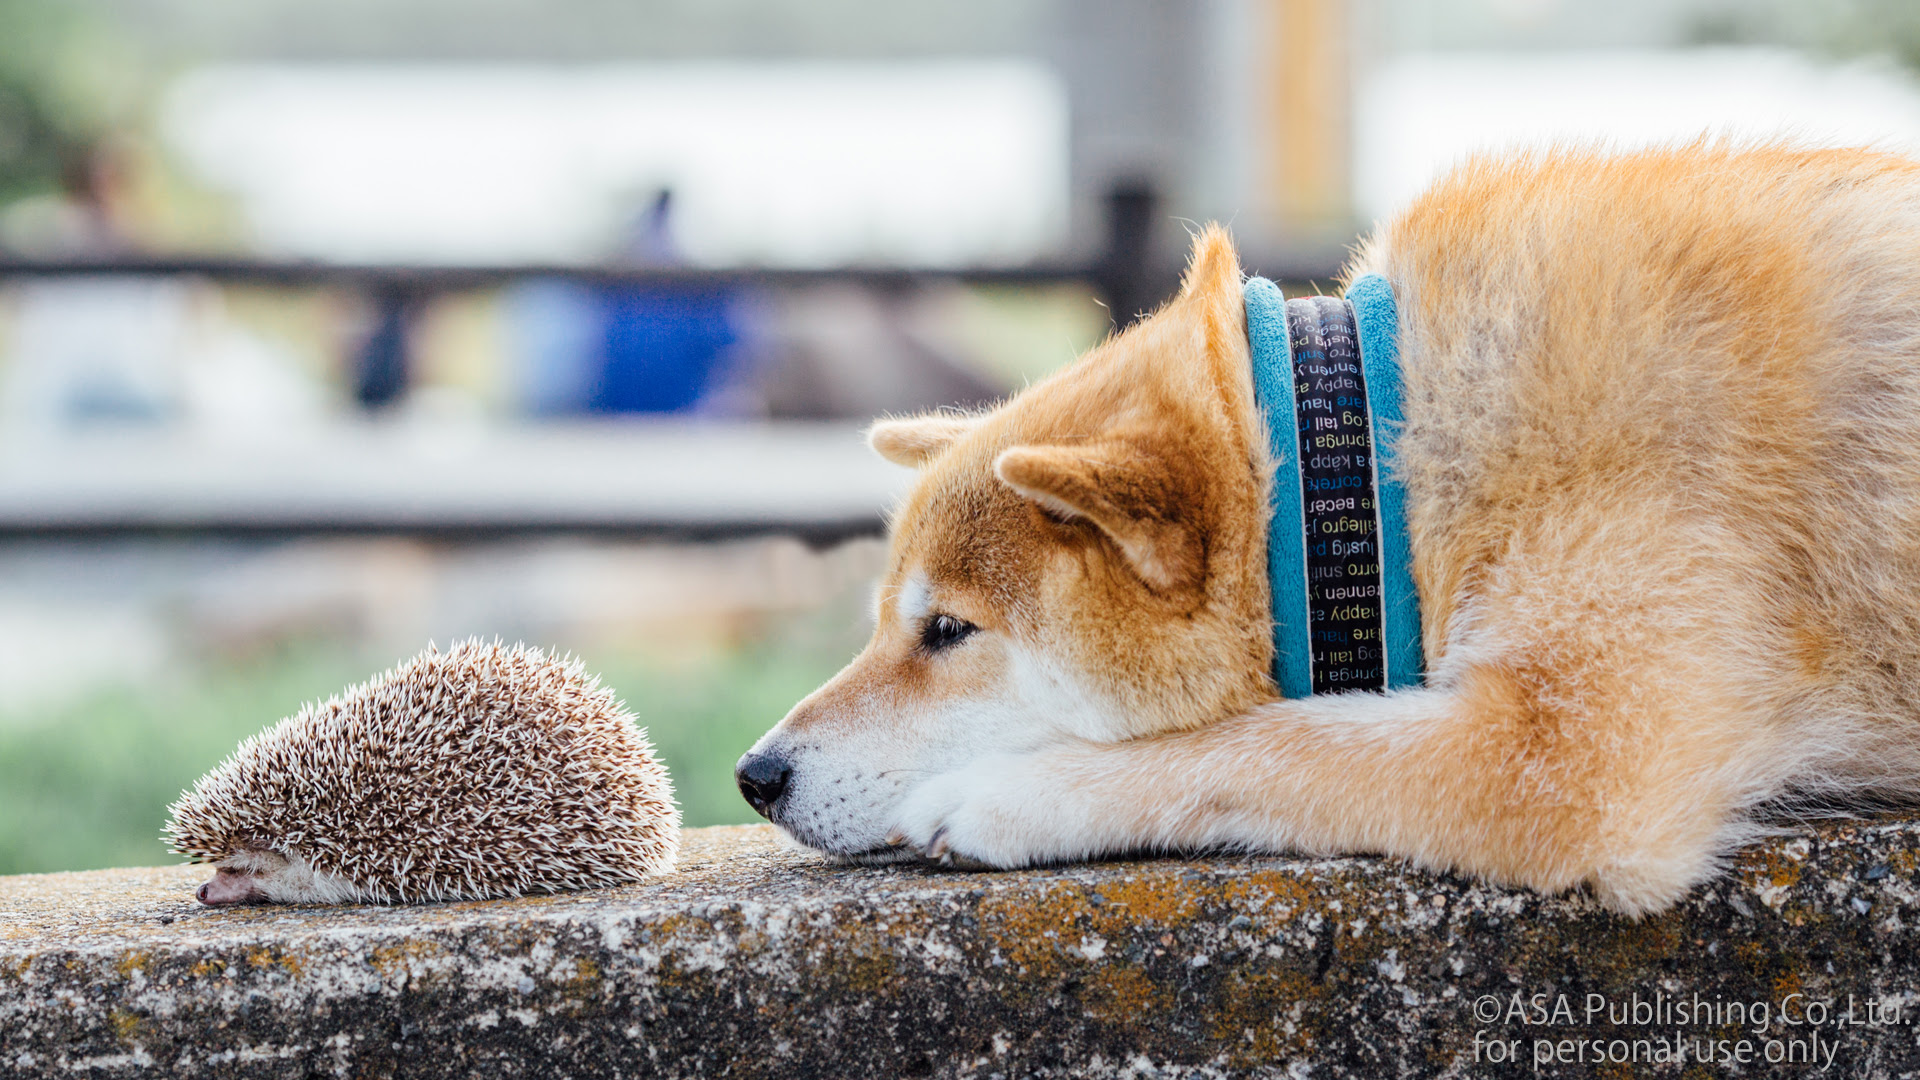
<box><xmin>868</xmin><ymin>413</ymin><xmax>980</xmax><ymax>468</ymax></box>
<box><xmin>995</xmin><ymin>440</ymin><xmax>1204</xmax><ymax>594</ymax></box>
<box><xmin>1173</xmin><ymin>224</ymin><xmax>1250</xmax><ymax>383</ymax></box>
<box><xmin>1178</xmin><ymin>224</ymin><xmax>1242</xmax><ymax>303</ymax></box>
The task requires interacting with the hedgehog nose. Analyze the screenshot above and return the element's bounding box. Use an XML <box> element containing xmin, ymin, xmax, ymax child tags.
<box><xmin>735</xmin><ymin>751</ymin><xmax>791</xmax><ymax>818</ymax></box>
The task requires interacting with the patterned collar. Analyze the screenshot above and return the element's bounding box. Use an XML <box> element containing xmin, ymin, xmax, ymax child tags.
<box><xmin>1244</xmin><ymin>274</ymin><xmax>1421</xmax><ymax>697</ymax></box>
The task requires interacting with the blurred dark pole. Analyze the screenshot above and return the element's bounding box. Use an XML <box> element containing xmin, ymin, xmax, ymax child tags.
<box><xmin>1095</xmin><ymin>178</ymin><xmax>1159</xmax><ymax>330</ymax></box>
<box><xmin>355</xmin><ymin>286</ymin><xmax>412</xmax><ymax>411</ymax></box>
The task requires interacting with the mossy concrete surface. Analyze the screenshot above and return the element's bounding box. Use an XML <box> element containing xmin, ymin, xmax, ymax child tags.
<box><xmin>5</xmin><ymin>822</ymin><xmax>1920</xmax><ymax>1079</ymax></box>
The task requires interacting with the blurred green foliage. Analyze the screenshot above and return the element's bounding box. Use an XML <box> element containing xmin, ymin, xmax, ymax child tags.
<box><xmin>0</xmin><ymin>627</ymin><xmax>858</xmax><ymax>876</ymax></box>
<box><xmin>1690</xmin><ymin>0</ymin><xmax>1920</xmax><ymax>71</ymax></box>
<box><xmin>0</xmin><ymin>0</ymin><xmax>86</xmax><ymax>202</ymax></box>
<box><xmin>1827</xmin><ymin>0</ymin><xmax>1920</xmax><ymax>70</ymax></box>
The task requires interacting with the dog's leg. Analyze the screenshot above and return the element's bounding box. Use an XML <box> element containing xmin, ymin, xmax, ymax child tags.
<box><xmin>893</xmin><ymin>658</ymin><xmax>1785</xmax><ymax>915</ymax></box>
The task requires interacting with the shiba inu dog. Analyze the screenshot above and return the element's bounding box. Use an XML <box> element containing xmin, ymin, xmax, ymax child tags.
<box><xmin>737</xmin><ymin>142</ymin><xmax>1920</xmax><ymax>915</ymax></box>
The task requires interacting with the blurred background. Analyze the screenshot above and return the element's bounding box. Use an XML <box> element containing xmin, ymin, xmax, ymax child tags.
<box><xmin>3</xmin><ymin>0</ymin><xmax>1920</xmax><ymax>874</ymax></box>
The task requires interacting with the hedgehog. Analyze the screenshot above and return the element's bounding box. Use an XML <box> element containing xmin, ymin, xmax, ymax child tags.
<box><xmin>165</xmin><ymin>639</ymin><xmax>679</xmax><ymax>906</ymax></box>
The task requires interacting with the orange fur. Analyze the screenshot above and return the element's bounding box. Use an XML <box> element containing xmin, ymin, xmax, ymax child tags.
<box><xmin>742</xmin><ymin>142</ymin><xmax>1920</xmax><ymax>914</ymax></box>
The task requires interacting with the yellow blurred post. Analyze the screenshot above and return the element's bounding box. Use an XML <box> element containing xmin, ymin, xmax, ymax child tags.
<box><xmin>1266</xmin><ymin>0</ymin><xmax>1352</xmax><ymax>236</ymax></box>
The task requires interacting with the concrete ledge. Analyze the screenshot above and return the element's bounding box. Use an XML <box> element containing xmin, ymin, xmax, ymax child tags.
<box><xmin>5</xmin><ymin>822</ymin><xmax>1920</xmax><ymax>1078</ymax></box>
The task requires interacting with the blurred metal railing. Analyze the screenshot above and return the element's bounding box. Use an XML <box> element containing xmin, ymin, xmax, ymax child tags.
<box><xmin>0</xmin><ymin>185</ymin><xmax>1347</xmax><ymax>540</ymax></box>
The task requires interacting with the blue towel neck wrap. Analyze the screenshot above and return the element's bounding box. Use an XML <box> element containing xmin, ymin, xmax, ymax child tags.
<box><xmin>1245</xmin><ymin>274</ymin><xmax>1421</xmax><ymax>697</ymax></box>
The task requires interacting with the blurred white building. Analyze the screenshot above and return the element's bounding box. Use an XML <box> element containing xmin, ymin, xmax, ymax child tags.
<box><xmin>163</xmin><ymin>63</ymin><xmax>1070</xmax><ymax>267</ymax></box>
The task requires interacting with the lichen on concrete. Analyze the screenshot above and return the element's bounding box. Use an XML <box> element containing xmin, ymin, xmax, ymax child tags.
<box><xmin>6</xmin><ymin>821</ymin><xmax>1920</xmax><ymax>1078</ymax></box>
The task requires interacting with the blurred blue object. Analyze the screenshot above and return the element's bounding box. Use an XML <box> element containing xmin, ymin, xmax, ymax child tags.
<box><xmin>591</xmin><ymin>284</ymin><xmax>738</xmax><ymax>414</ymax></box>
<box><xmin>506</xmin><ymin>280</ymin><xmax>740</xmax><ymax>417</ymax></box>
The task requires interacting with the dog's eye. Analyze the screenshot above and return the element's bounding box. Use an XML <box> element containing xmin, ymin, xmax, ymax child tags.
<box><xmin>920</xmin><ymin>614</ymin><xmax>978</xmax><ymax>653</ymax></box>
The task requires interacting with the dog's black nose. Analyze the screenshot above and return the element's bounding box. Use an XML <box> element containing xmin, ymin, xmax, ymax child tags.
<box><xmin>735</xmin><ymin>751</ymin><xmax>792</xmax><ymax>819</ymax></box>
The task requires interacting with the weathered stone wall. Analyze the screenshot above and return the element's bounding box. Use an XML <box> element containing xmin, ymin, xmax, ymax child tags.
<box><xmin>5</xmin><ymin>821</ymin><xmax>1920</xmax><ymax>1078</ymax></box>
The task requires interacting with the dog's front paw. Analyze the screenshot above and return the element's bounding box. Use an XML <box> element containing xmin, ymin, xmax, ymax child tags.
<box><xmin>887</xmin><ymin>769</ymin><xmax>1005</xmax><ymax>869</ymax></box>
<box><xmin>888</xmin><ymin>755</ymin><xmax>1081</xmax><ymax>870</ymax></box>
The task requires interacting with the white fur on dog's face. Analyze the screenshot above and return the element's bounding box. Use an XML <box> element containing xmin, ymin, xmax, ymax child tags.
<box><xmin>742</xmin><ymin>568</ymin><xmax>1129</xmax><ymax>858</ymax></box>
